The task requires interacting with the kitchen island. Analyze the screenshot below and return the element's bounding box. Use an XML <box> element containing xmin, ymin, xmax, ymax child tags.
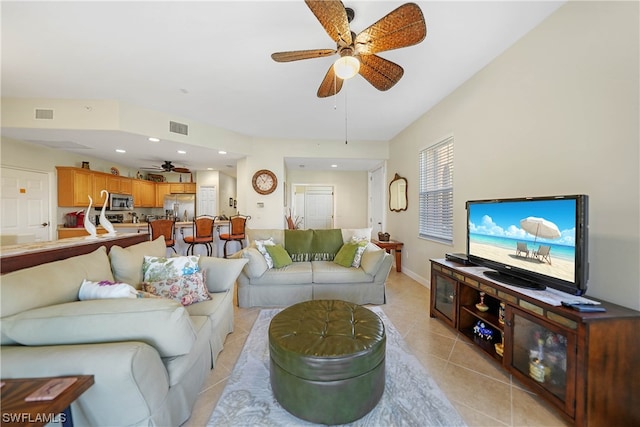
<box><xmin>56</xmin><ymin>220</ymin><xmax>234</xmax><ymax>257</ymax></box>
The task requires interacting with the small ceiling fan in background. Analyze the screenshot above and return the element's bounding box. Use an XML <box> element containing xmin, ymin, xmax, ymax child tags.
<box><xmin>141</xmin><ymin>160</ymin><xmax>191</xmax><ymax>174</ymax></box>
<box><xmin>271</xmin><ymin>0</ymin><xmax>427</xmax><ymax>97</ymax></box>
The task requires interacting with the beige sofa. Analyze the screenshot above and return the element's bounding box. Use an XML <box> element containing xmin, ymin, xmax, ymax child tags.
<box><xmin>0</xmin><ymin>236</ymin><xmax>247</xmax><ymax>426</ymax></box>
<box><xmin>235</xmin><ymin>228</ymin><xmax>393</xmax><ymax>308</ymax></box>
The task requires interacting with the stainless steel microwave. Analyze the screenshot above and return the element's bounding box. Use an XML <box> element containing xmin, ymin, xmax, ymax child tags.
<box><xmin>109</xmin><ymin>194</ymin><xmax>134</xmax><ymax>211</ymax></box>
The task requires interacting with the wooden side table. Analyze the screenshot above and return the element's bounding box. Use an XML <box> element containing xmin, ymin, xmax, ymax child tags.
<box><xmin>372</xmin><ymin>239</ymin><xmax>403</xmax><ymax>272</ymax></box>
<box><xmin>1</xmin><ymin>375</ymin><xmax>94</xmax><ymax>427</ymax></box>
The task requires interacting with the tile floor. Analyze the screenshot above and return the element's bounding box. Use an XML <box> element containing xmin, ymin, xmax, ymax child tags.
<box><xmin>184</xmin><ymin>270</ymin><xmax>571</xmax><ymax>426</ymax></box>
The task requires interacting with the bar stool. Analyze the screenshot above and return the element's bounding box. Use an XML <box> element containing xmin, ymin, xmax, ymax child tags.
<box><xmin>219</xmin><ymin>214</ymin><xmax>251</xmax><ymax>258</ymax></box>
<box><xmin>148</xmin><ymin>219</ymin><xmax>177</xmax><ymax>254</ymax></box>
<box><xmin>183</xmin><ymin>215</ymin><xmax>215</xmax><ymax>256</ymax></box>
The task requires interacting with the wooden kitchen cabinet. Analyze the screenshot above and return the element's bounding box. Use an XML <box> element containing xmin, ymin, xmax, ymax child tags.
<box><xmin>132</xmin><ymin>179</ymin><xmax>155</xmax><ymax>208</ymax></box>
<box><xmin>169</xmin><ymin>183</ymin><xmax>196</xmax><ymax>194</ymax></box>
<box><xmin>156</xmin><ymin>183</ymin><xmax>171</xmax><ymax>207</ymax></box>
<box><xmin>106</xmin><ymin>176</ymin><xmax>132</xmax><ymax>195</ymax></box>
<box><xmin>57</xmin><ymin>167</ymin><xmax>95</xmax><ymax>207</ymax></box>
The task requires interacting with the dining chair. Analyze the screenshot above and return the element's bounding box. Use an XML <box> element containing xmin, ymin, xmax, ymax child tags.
<box><xmin>183</xmin><ymin>215</ymin><xmax>215</xmax><ymax>256</ymax></box>
<box><xmin>219</xmin><ymin>213</ymin><xmax>251</xmax><ymax>258</ymax></box>
<box><xmin>148</xmin><ymin>219</ymin><xmax>177</xmax><ymax>254</ymax></box>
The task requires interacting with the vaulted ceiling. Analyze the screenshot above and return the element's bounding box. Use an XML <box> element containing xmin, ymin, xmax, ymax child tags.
<box><xmin>1</xmin><ymin>1</ymin><xmax>564</xmax><ymax>172</ymax></box>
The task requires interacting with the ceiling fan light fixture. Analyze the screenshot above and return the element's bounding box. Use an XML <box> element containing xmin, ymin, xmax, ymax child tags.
<box><xmin>333</xmin><ymin>55</ymin><xmax>360</xmax><ymax>79</ymax></box>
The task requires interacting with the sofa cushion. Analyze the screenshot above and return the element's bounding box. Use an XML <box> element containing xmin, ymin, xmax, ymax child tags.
<box><xmin>2</xmin><ymin>299</ymin><xmax>196</xmax><ymax>357</ymax></box>
<box><xmin>265</xmin><ymin>244</ymin><xmax>293</xmax><ymax>268</ymax></box>
<box><xmin>247</xmin><ymin>262</ymin><xmax>313</xmax><ymax>286</ymax></box>
<box><xmin>239</xmin><ymin>247</ymin><xmax>269</xmax><ymax>278</ymax></box>
<box><xmin>311</xmin><ymin>261</ymin><xmax>374</xmax><ymax>283</ymax></box>
<box><xmin>1</xmin><ymin>246</ymin><xmax>114</xmax><ymax>319</ymax></box>
<box><xmin>143</xmin><ymin>272</ymin><xmax>211</xmax><ymax>306</ymax></box>
<box><xmin>109</xmin><ymin>236</ymin><xmax>166</xmax><ymax>287</ymax></box>
<box><xmin>143</xmin><ymin>255</ymin><xmax>200</xmax><ymax>282</ymax></box>
<box><xmin>341</xmin><ymin>228</ymin><xmax>373</xmax><ymax>243</ymax></box>
<box><xmin>246</xmin><ymin>228</ymin><xmax>285</xmax><ymax>245</ymax></box>
<box><xmin>334</xmin><ymin>242</ymin><xmax>360</xmax><ymax>267</ymax></box>
<box><xmin>198</xmin><ymin>256</ymin><xmax>249</xmax><ymax>293</ymax></box>
<box><xmin>360</xmin><ymin>244</ymin><xmax>387</xmax><ymax>276</ymax></box>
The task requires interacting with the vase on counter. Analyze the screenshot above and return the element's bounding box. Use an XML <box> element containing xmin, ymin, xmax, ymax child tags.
<box><xmin>84</xmin><ymin>196</ymin><xmax>98</xmax><ymax>239</ymax></box>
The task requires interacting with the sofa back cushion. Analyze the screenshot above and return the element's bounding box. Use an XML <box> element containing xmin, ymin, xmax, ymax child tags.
<box><xmin>284</xmin><ymin>229</ymin><xmax>344</xmax><ymax>262</ymax></box>
<box><xmin>246</xmin><ymin>228</ymin><xmax>284</xmax><ymax>245</ymax></box>
<box><xmin>1</xmin><ymin>246</ymin><xmax>114</xmax><ymax>319</ymax></box>
<box><xmin>109</xmin><ymin>236</ymin><xmax>166</xmax><ymax>288</ymax></box>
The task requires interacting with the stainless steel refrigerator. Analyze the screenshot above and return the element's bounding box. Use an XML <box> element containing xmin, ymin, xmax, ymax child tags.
<box><xmin>164</xmin><ymin>194</ymin><xmax>196</xmax><ymax>222</ymax></box>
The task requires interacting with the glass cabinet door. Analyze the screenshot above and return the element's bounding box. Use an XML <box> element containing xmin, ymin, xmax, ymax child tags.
<box><xmin>432</xmin><ymin>273</ymin><xmax>457</xmax><ymax>327</ymax></box>
<box><xmin>506</xmin><ymin>307</ymin><xmax>576</xmax><ymax>415</ymax></box>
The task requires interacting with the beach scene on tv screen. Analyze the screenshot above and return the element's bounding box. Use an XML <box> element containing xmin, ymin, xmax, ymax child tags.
<box><xmin>468</xmin><ymin>199</ymin><xmax>576</xmax><ymax>283</ymax></box>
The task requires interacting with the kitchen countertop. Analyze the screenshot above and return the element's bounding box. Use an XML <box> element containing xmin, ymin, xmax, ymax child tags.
<box><xmin>1</xmin><ymin>232</ymin><xmax>144</xmax><ymax>258</ymax></box>
<box><xmin>57</xmin><ymin>220</ymin><xmax>230</xmax><ymax>231</ymax></box>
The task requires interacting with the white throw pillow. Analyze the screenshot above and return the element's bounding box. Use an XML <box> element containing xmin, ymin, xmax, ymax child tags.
<box><xmin>350</xmin><ymin>238</ymin><xmax>369</xmax><ymax>268</ymax></box>
<box><xmin>78</xmin><ymin>279</ymin><xmax>138</xmax><ymax>300</ymax></box>
<box><xmin>341</xmin><ymin>228</ymin><xmax>373</xmax><ymax>244</ymax></box>
<box><xmin>254</xmin><ymin>238</ymin><xmax>276</xmax><ymax>269</ymax></box>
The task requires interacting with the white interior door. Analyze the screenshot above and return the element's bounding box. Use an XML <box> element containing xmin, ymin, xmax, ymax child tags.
<box><xmin>369</xmin><ymin>165</ymin><xmax>385</xmax><ymax>234</ymax></box>
<box><xmin>1</xmin><ymin>167</ymin><xmax>51</xmax><ymax>242</ymax></box>
<box><xmin>304</xmin><ymin>186</ymin><xmax>334</xmax><ymax>229</ymax></box>
<box><xmin>197</xmin><ymin>186</ymin><xmax>216</xmax><ymax>216</ymax></box>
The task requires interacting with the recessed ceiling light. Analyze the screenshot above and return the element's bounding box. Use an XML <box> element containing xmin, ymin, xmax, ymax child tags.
<box><xmin>115</xmin><ymin>149</ymin><xmax>126</xmax><ymax>153</ymax></box>
<box><xmin>148</xmin><ymin>137</ymin><xmax>160</xmax><ymax>142</ymax></box>
<box><xmin>218</xmin><ymin>150</ymin><xmax>227</xmax><ymax>155</ymax></box>
<box><xmin>177</xmin><ymin>150</ymin><xmax>186</xmax><ymax>154</ymax></box>
<box><xmin>207</xmin><ymin>168</ymin><xmax>214</xmax><ymax>171</ymax></box>
<box><xmin>331</xmin><ymin>164</ymin><xmax>338</xmax><ymax>168</ymax></box>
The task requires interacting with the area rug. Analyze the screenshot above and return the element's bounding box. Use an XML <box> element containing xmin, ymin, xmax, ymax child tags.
<box><xmin>207</xmin><ymin>307</ymin><xmax>467</xmax><ymax>426</ymax></box>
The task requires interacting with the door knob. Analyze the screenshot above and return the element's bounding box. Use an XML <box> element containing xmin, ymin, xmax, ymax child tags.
<box><xmin>41</xmin><ymin>222</ymin><xmax>50</xmax><ymax>227</ymax></box>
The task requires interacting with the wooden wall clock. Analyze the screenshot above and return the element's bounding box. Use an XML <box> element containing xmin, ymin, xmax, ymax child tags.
<box><xmin>252</xmin><ymin>169</ymin><xmax>277</xmax><ymax>195</ymax></box>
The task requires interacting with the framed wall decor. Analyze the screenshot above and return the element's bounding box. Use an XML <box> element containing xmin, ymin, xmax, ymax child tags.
<box><xmin>229</xmin><ymin>197</ymin><xmax>233</xmax><ymax>207</ymax></box>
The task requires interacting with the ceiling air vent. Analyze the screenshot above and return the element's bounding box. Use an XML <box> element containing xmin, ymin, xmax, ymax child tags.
<box><xmin>169</xmin><ymin>121</ymin><xmax>188</xmax><ymax>136</ymax></box>
<box><xmin>35</xmin><ymin>109</ymin><xmax>54</xmax><ymax>120</ymax></box>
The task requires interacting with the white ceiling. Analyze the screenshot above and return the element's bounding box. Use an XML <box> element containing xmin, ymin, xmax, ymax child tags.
<box><xmin>1</xmin><ymin>0</ymin><xmax>564</xmax><ymax>173</ymax></box>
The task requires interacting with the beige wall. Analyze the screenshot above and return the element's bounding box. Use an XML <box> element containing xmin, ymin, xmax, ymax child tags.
<box><xmin>387</xmin><ymin>1</ymin><xmax>639</xmax><ymax>309</ymax></box>
<box><xmin>286</xmin><ymin>169</ymin><xmax>369</xmax><ymax>229</ymax></box>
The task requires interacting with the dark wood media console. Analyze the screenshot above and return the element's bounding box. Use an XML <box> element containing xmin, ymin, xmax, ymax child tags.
<box><xmin>430</xmin><ymin>258</ymin><xmax>640</xmax><ymax>426</ymax></box>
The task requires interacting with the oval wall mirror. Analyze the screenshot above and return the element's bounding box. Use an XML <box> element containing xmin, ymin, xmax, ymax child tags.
<box><xmin>389</xmin><ymin>173</ymin><xmax>408</xmax><ymax>212</ymax></box>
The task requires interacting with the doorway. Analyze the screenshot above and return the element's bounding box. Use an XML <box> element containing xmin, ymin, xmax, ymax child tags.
<box><xmin>368</xmin><ymin>165</ymin><xmax>386</xmax><ymax>235</ymax></box>
<box><xmin>292</xmin><ymin>185</ymin><xmax>334</xmax><ymax>229</ymax></box>
<box><xmin>1</xmin><ymin>167</ymin><xmax>52</xmax><ymax>242</ymax></box>
<box><xmin>197</xmin><ymin>186</ymin><xmax>217</xmax><ymax>217</ymax></box>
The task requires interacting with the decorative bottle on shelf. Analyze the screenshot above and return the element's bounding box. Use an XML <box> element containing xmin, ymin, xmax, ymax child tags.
<box><xmin>475</xmin><ymin>292</ymin><xmax>489</xmax><ymax>312</ymax></box>
<box><xmin>529</xmin><ymin>338</ymin><xmax>547</xmax><ymax>383</ymax></box>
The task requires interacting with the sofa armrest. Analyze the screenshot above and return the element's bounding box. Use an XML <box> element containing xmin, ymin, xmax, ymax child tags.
<box><xmin>198</xmin><ymin>256</ymin><xmax>248</xmax><ymax>293</ymax></box>
<box><xmin>2</xmin><ymin>299</ymin><xmax>196</xmax><ymax>357</ymax></box>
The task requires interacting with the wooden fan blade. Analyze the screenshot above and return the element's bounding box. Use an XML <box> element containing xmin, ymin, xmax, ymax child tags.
<box><xmin>173</xmin><ymin>167</ymin><xmax>190</xmax><ymax>174</ymax></box>
<box><xmin>355</xmin><ymin>3</ymin><xmax>426</xmax><ymax>55</ymax></box>
<box><xmin>305</xmin><ymin>0</ymin><xmax>352</xmax><ymax>47</ymax></box>
<box><xmin>271</xmin><ymin>49</ymin><xmax>336</xmax><ymax>63</ymax></box>
<box><xmin>317</xmin><ymin>64</ymin><xmax>344</xmax><ymax>98</ymax></box>
<box><xmin>358</xmin><ymin>54</ymin><xmax>404</xmax><ymax>91</ymax></box>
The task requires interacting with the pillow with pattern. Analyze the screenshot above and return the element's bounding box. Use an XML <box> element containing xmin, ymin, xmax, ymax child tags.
<box><xmin>78</xmin><ymin>279</ymin><xmax>138</xmax><ymax>300</ymax></box>
<box><xmin>143</xmin><ymin>255</ymin><xmax>200</xmax><ymax>282</ymax></box>
<box><xmin>254</xmin><ymin>238</ymin><xmax>276</xmax><ymax>269</ymax></box>
<box><xmin>142</xmin><ymin>271</ymin><xmax>210</xmax><ymax>306</ymax></box>
<box><xmin>350</xmin><ymin>237</ymin><xmax>369</xmax><ymax>268</ymax></box>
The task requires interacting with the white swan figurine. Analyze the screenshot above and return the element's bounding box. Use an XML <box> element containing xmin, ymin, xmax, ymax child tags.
<box><xmin>84</xmin><ymin>195</ymin><xmax>98</xmax><ymax>239</ymax></box>
<box><xmin>99</xmin><ymin>190</ymin><xmax>116</xmax><ymax>236</ymax></box>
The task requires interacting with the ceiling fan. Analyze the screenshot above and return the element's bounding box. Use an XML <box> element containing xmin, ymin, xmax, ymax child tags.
<box><xmin>142</xmin><ymin>161</ymin><xmax>190</xmax><ymax>174</ymax></box>
<box><xmin>271</xmin><ymin>1</ymin><xmax>426</xmax><ymax>98</ymax></box>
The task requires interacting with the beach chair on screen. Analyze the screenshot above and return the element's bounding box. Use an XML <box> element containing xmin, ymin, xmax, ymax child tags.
<box><xmin>534</xmin><ymin>245</ymin><xmax>552</xmax><ymax>265</ymax></box>
<box><xmin>516</xmin><ymin>242</ymin><xmax>529</xmax><ymax>258</ymax></box>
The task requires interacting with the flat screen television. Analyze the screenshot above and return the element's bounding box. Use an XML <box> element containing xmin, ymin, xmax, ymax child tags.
<box><xmin>466</xmin><ymin>194</ymin><xmax>589</xmax><ymax>296</ymax></box>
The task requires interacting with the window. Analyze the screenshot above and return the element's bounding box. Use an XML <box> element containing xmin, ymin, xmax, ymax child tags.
<box><xmin>419</xmin><ymin>136</ymin><xmax>454</xmax><ymax>244</ymax></box>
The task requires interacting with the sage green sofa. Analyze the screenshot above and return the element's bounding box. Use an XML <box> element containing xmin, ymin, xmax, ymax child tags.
<box><xmin>235</xmin><ymin>228</ymin><xmax>393</xmax><ymax>308</ymax></box>
<box><xmin>0</xmin><ymin>236</ymin><xmax>247</xmax><ymax>426</ymax></box>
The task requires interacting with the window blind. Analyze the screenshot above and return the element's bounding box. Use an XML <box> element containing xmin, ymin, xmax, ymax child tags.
<box><xmin>419</xmin><ymin>136</ymin><xmax>454</xmax><ymax>244</ymax></box>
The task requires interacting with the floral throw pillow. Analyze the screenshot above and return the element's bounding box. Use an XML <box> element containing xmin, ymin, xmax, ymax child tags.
<box><xmin>143</xmin><ymin>255</ymin><xmax>200</xmax><ymax>283</ymax></box>
<box><xmin>142</xmin><ymin>271</ymin><xmax>211</xmax><ymax>306</ymax></box>
<box><xmin>254</xmin><ymin>238</ymin><xmax>276</xmax><ymax>269</ymax></box>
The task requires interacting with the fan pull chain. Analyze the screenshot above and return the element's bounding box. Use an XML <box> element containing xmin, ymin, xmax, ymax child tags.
<box><xmin>344</xmin><ymin>80</ymin><xmax>348</xmax><ymax>144</ymax></box>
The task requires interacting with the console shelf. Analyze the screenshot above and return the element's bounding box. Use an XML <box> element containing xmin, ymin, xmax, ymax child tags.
<box><xmin>430</xmin><ymin>258</ymin><xmax>640</xmax><ymax>426</ymax></box>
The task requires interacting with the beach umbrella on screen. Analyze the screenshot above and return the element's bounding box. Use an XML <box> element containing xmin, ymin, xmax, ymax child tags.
<box><xmin>520</xmin><ymin>217</ymin><xmax>561</xmax><ymax>244</ymax></box>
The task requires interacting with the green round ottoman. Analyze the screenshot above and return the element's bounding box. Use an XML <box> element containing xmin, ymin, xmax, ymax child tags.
<box><xmin>269</xmin><ymin>300</ymin><xmax>386</xmax><ymax>424</ymax></box>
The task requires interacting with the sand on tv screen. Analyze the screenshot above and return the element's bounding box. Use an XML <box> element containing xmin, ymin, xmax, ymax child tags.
<box><xmin>468</xmin><ymin>198</ymin><xmax>576</xmax><ymax>283</ymax></box>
